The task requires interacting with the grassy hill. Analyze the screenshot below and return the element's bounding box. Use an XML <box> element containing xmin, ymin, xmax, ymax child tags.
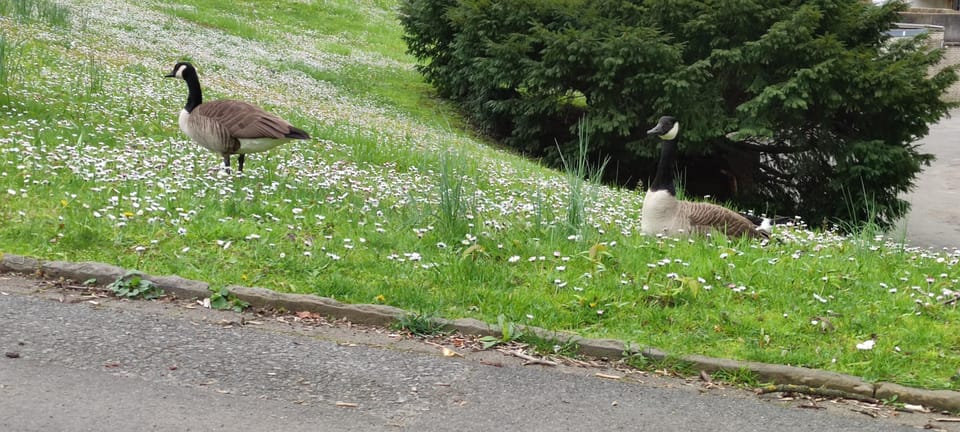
<box><xmin>1</xmin><ymin>0</ymin><xmax>959</xmax><ymax>390</ymax></box>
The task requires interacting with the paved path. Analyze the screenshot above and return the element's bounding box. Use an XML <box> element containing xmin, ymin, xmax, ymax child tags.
<box><xmin>1</xmin><ymin>275</ymin><xmax>954</xmax><ymax>432</ymax></box>
<box><xmin>895</xmin><ymin>110</ymin><xmax>960</xmax><ymax>249</ymax></box>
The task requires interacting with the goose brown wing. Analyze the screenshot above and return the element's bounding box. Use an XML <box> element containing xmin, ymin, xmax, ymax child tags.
<box><xmin>193</xmin><ymin>100</ymin><xmax>293</xmax><ymax>139</ymax></box>
<box><xmin>681</xmin><ymin>201</ymin><xmax>769</xmax><ymax>239</ymax></box>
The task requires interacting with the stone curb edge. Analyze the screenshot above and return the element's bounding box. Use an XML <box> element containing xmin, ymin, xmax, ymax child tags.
<box><xmin>2</xmin><ymin>252</ymin><xmax>958</xmax><ymax>413</ymax></box>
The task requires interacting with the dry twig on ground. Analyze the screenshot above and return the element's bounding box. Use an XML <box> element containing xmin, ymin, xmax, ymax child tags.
<box><xmin>755</xmin><ymin>384</ymin><xmax>880</xmax><ymax>405</ymax></box>
<box><xmin>500</xmin><ymin>349</ymin><xmax>558</xmax><ymax>366</ymax></box>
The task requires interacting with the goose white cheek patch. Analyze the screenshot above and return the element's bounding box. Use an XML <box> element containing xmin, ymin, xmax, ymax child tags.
<box><xmin>659</xmin><ymin>121</ymin><xmax>679</xmax><ymax>140</ymax></box>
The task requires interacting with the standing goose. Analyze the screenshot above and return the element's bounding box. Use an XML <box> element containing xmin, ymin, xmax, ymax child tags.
<box><xmin>641</xmin><ymin>116</ymin><xmax>769</xmax><ymax>240</ymax></box>
<box><xmin>165</xmin><ymin>61</ymin><xmax>310</xmax><ymax>173</ymax></box>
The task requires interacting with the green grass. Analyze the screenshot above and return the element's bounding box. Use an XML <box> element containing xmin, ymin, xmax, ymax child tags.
<box><xmin>558</xmin><ymin>118</ymin><xmax>610</xmax><ymax>239</ymax></box>
<box><xmin>392</xmin><ymin>312</ymin><xmax>448</xmax><ymax>336</ymax></box>
<box><xmin>2</xmin><ymin>0</ymin><xmax>960</xmax><ymax>392</ymax></box>
<box><xmin>0</xmin><ymin>0</ymin><xmax>70</xmax><ymax>27</ymax></box>
<box><xmin>284</xmin><ymin>60</ymin><xmax>452</xmax><ymax>129</ymax></box>
<box><xmin>159</xmin><ymin>3</ymin><xmax>274</xmax><ymax>43</ymax></box>
<box><xmin>151</xmin><ymin>0</ymin><xmax>408</xmax><ymax>61</ymax></box>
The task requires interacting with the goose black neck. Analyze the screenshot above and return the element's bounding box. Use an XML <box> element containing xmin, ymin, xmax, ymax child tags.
<box><xmin>182</xmin><ymin>69</ymin><xmax>203</xmax><ymax>113</ymax></box>
<box><xmin>650</xmin><ymin>138</ymin><xmax>677</xmax><ymax>195</ymax></box>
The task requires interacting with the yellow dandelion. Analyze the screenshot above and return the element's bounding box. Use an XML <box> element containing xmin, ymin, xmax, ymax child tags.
<box><xmin>375</xmin><ymin>294</ymin><xmax>386</xmax><ymax>303</ymax></box>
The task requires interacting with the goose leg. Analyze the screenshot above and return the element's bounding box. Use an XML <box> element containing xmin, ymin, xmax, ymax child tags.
<box><xmin>222</xmin><ymin>154</ymin><xmax>232</xmax><ymax>172</ymax></box>
<box><xmin>238</xmin><ymin>154</ymin><xmax>246</xmax><ymax>173</ymax></box>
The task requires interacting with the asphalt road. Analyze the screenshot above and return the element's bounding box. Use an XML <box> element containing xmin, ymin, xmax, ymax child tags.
<box><xmin>2</xmin><ymin>275</ymin><xmax>954</xmax><ymax>432</ymax></box>
<box><xmin>895</xmin><ymin>110</ymin><xmax>960</xmax><ymax>249</ymax></box>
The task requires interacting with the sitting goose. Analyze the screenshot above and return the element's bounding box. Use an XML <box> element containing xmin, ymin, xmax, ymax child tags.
<box><xmin>641</xmin><ymin>116</ymin><xmax>769</xmax><ymax>240</ymax></box>
<box><xmin>164</xmin><ymin>61</ymin><xmax>310</xmax><ymax>173</ymax></box>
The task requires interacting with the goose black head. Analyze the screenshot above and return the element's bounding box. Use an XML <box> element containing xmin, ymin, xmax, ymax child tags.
<box><xmin>164</xmin><ymin>61</ymin><xmax>196</xmax><ymax>80</ymax></box>
<box><xmin>647</xmin><ymin>116</ymin><xmax>679</xmax><ymax>140</ymax></box>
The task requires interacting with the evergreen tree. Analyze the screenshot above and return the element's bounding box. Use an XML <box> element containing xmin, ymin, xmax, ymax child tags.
<box><xmin>400</xmin><ymin>0</ymin><xmax>957</xmax><ymax>229</ymax></box>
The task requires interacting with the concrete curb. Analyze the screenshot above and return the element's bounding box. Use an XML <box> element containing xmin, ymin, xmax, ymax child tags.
<box><xmin>2</xmin><ymin>252</ymin><xmax>958</xmax><ymax>413</ymax></box>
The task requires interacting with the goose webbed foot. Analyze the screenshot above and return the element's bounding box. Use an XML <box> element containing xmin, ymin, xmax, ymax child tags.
<box><xmin>205</xmin><ymin>155</ymin><xmax>233</xmax><ymax>176</ymax></box>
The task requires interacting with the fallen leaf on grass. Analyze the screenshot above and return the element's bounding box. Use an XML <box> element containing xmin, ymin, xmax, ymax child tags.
<box><xmin>811</xmin><ymin>316</ymin><xmax>835</xmax><ymax>332</ymax></box>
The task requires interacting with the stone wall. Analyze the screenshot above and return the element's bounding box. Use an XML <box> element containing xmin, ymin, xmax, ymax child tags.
<box><xmin>893</xmin><ymin>10</ymin><xmax>960</xmax><ymax>101</ymax></box>
<box><xmin>909</xmin><ymin>1</ymin><xmax>957</xmax><ymax>10</ymax></box>
<box><xmin>922</xmin><ymin>31</ymin><xmax>960</xmax><ymax>102</ymax></box>
<box><xmin>939</xmin><ymin>45</ymin><xmax>960</xmax><ymax>102</ymax></box>
<box><xmin>899</xmin><ymin>9</ymin><xmax>960</xmax><ymax>42</ymax></box>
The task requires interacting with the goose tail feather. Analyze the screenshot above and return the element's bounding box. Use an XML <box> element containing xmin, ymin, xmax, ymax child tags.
<box><xmin>286</xmin><ymin>126</ymin><xmax>311</xmax><ymax>140</ymax></box>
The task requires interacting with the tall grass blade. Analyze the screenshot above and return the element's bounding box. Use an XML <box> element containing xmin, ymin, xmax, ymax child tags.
<box><xmin>1</xmin><ymin>0</ymin><xmax>70</xmax><ymax>27</ymax></box>
<box><xmin>437</xmin><ymin>150</ymin><xmax>468</xmax><ymax>237</ymax></box>
<box><xmin>36</xmin><ymin>0</ymin><xmax>69</xmax><ymax>27</ymax></box>
<box><xmin>0</xmin><ymin>34</ymin><xmax>10</xmax><ymax>95</ymax></box>
<box><xmin>84</xmin><ymin>59</ymin><xmax>104</xmax><ymax>94</ymax></box>
<box><xmin>558</xmin><ymin>118</ymin><xmax>609</xmax><ymax>237</ymax></box>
